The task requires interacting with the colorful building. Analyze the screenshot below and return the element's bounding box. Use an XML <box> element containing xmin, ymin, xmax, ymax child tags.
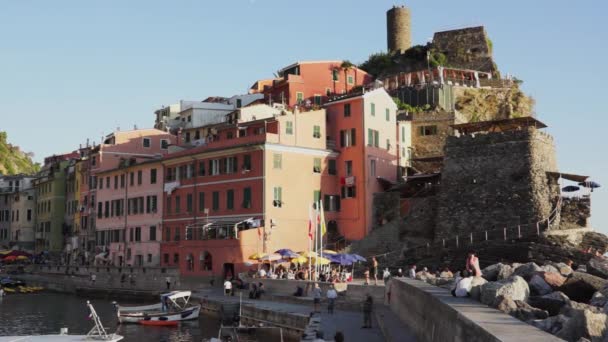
<box><xmin>253</xmin><ymin>61</ymin><xmax>373</xmax><ymax>108</ymax></box>
<box><xmin>160</xmin><ymin>108</ymin><xmax>338</xmax><ymax>277</ymax></box>
<box><xmin>90</xmin><ymin>129</ymin><xmax>175</xmax><ymax>264</ymax></box>
<box><xmin>325</xmin><ymin>87</ymin><xmax>399</xmax><ymax>240</ymax></box>
<box><xmin>0</xmin><ymin>175</ymin><xmax>36</xmax><ymax>250</ymax></box>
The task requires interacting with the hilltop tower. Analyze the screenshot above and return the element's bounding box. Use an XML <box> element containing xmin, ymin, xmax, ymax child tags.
<box><xmin>387</xmin><ymin>5</ymin><xmax>411</xmax><ymax>54</ymax></box>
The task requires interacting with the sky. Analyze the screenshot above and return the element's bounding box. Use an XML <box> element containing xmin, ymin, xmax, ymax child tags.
<box><xmin>0</xmin><ymin>0</ymin><xmax>606</xmax><ymax>232</ymax></box>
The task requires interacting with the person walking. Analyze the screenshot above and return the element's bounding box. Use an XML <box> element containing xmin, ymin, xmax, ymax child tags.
<box><xmin>382</xmin><ymin>268</ymin><xmax>391</xmax><ymax>285</ymax></box>
<box><xmin>363</xmin><ymin>268</ymin><xmax>370</xmax><ymax>285</ymax></box>
<box><xmin>362</xmin><ymin>295</ymin><xmax>373</xmax><ymax>328</ymax></box>
<box><xmin>165</xmin><ymin>276</ymin><xmax>171</xmax><ymax>290</ymax></box>
<box><xmin>312</xmin><ymin>283</ymin><xmax>322</xmax><ymax>313</ymax></box>
<box><xmin>326</xmin><ymin>284</ymin><xmax>338</xmax><ymax>314</ymax></box>
<box><xmin>223</xmin><ymin>278</ymin><xmax>232</xmax><ymax>296</ymax></box>
<box><xmin>408</xmin><ymin>264</ymin><xmax>416</xmax><ymax>278</ymax></box>
<box><xmin>372</xmin><ymin>257</ymin><xmax>379</xmax><ymax>286</ymax></box>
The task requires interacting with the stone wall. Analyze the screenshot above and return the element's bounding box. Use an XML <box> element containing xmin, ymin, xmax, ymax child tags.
<box><xmin>399</xmin><ymin>196</ymin><xmax>437</xmax><ymax>244</ymax></box>
<box><xmin>558</xmin><ymin>197</ymin><xmax>590</xmax><ymax>230</ymax></box>
<box><xmin>372</xmin><ymin>192</ymin><xmax>401</xmax><ymax>229</ymax></box>
<box><xmin>432</xmin><ymin>26</ymin><xmax>497</xmax><ymax>74</ymax></box>
<box><xmin>435</xmin><ymin>128</ymin><xmax>559</xmax><ymax>241</ymax></box>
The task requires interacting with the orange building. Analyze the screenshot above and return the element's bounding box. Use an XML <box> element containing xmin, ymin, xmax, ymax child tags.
<box><xmin>160</xmin><ymin>108</ymin><xmax>340</xmax><ymax>278</ymax></box>
<box><xmin>252</xmin><ymin>61</ymin><xmax>373</xmax><ymax>108</ymax></box>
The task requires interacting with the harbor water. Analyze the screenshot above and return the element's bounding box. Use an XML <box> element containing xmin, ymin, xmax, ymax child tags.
<box><xmin>0</xmin><ymin>292</ymin><xmax>220</xmax><ymax>341</ymax></box>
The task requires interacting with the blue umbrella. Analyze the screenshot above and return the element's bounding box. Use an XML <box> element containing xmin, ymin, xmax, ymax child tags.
<box><xmin>579</xmin><ymin>181</ymin><xmax>601</xmax><ymax>189</ymax></box>
<box><xmin>349</xmin><ymin>254</ymin><xmax>367</xmax><ymax>262</ymax></box>
<box><xmin>329</xmin><ymin>254</ymin><xmax>355</xmax><ymax>266</ymax></box>
<box><xmin>274</xmin><ymin>249</ymin><xmax>299</xmax><ymax>258</ymax></box>
<box><xmin>562</xmin><ymin>185</ymin><xmax>580</xmax><ymax>192</ymax></box>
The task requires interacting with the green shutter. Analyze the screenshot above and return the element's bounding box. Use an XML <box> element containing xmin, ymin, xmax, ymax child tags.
<box><xmin>371</xmin><ymin>103</ymin><xmax>375</xmax><ymax>116</ymax></box>
<box><xmin>386</xmin><ymin>108</ymin><xmax>390</xmax><ymax>121</ymax></box>
<box><xmin>368</xmin><ymin>129</ymin><xmax>372</xmax><ymax>146</ymax></box>
<box><xmin>314</xmin><ymin>190</ymin><xmax>321</xmax><ymax>203</ymax></box>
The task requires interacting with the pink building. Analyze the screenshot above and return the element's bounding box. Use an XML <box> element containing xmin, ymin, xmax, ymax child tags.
<box><xmin>90</xmin><ymin>129</ymin><xmax>175</xmax><ymax>266</ymax></box>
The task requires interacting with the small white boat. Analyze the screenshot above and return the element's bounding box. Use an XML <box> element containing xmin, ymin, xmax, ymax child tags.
<box><xmin>114</xmin><ymin>290</ymin><xmax>200</xmax><ymax>324</ymax></box>
<box><xmin>0</xmin><ymin>301</ymin><xmax>123</xmax><ymax>341</ymax></box>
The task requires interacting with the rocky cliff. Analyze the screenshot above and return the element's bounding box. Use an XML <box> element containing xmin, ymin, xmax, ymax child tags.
<box><xmin>0</xmin><ymin>131</ymin><xmax>40</xmax><ymax>175</ymax></box>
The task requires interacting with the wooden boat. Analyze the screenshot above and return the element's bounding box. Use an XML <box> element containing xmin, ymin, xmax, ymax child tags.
<box><xmin>139</xmin><ymin>319</ymin><xmax>179</xmax><ymax>327</ymax></box>
<box><xmin>0</xmin><ymin>301</ymin><xmax>123</xmax><ymax>341</ymax></box>
<box><xmin>115</xmin><ymin>291</ymin><xmax>200</xmax><ymax>324</ymax></box>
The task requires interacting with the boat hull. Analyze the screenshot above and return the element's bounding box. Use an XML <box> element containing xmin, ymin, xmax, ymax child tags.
<box><xmin>117</xmin><ymin>305</ymin><xmax>201</xmax><ymax>324</ymax></box>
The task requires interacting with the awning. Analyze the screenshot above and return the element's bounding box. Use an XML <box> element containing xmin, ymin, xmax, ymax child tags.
<box><xmin>546</xmin><ymin>172</ymin><xmax>589</xmax><ymax>183</ymax></box>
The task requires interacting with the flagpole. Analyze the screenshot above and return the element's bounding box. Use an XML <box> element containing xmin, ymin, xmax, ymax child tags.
<box><xmin>308</xmin><ymin>203</ymin><xmax>312</xmax><ymax>280</ymax></box>
<box><xmin>319</xmin><ymin>200</ymin><xmax>323</xmax><ymax>276</ymax></box>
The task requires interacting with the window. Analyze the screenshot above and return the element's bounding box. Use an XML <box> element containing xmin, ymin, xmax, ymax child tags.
<box><xmin>313</xmin><ymin>158</ymin><xmax>321</xmax><ymax>173</ymax></box>
<box><xmin>345</xmin><ymin>161</ymin><xmax>353</xmax><ymax>177</ymax></box>
<box><xmin>143</xmin><ymin>138</ymin><xmax>151</xmax><ymax>148</ymax></box>
<box><xmin>163</xmin><ymin>253</ymin><xmax>169</xmax><ymax>263</ymax></box>
<box><xmin>347</xmin><ymin>75</ymin><xmax>354</xmax><ymax>85</ymax></box>
<box><xmin>120</xmin><ymin>174</ymin><xmax>125</xmax><ymax>188</ymax></box>
<box><xmin>104</xmin><ymin>201</ymin><xmax>109</xmax><ymax>218</ymax></box>
<box><xmin>174</xmin><ymin>227</ymin><xmax>180</xmax><ymax>242</ymax></box>
<box><xmin>273</xmin><ymin>154</ymin><xmax>282</xmax><ymax>169</ymax></box>
<box><xmin>173</xmin><ymin>253</ymin><xmax>179</xmax><ymax>263</ymax></box>
<box><xmin>198</xmin><ymin>161</ymin><xmax>205</xmax><ymax>176</ymax></box>
<box><xmin>226</xmin><ymin>190</ymin><xmax>234</xmax><ymax>210</ymax></box>
<box><xmin>243</xmin><ymin>187</ymin><xmax>252</xmax><ymax>209</ymax></box>
<box><xmin>344</xmin><ymin>103</ymin><xmax>351</xmax><ymax>117</ymax></box>
<box><xmin>328</xmin><ymin>160</ymin><xmax>337</xmax><ymax>175</ymax></box>
<box><xmin>147</xmin><ymin>254</ymin><xmax>152</xmax><ymax>263</ymax></box>
<box><xmin>243</xmin><ymin>155</ymin><xmax>252</xmax><ymax>171</ymax></box>
<box><xmin>313</xmin><ymin>190</ymin><xmax>321</xmax><ymax>204</ymax></box>
<box><xmin>236</xmin><ymin>98</ymin><xmax>242</xmax><ymax>108</ymax></box>
<box><xmin>97</xmin><ymin>202</ymin><xmax>103</xmax><ymax>219</ymax></box>
<box><xmin>200</xmin><ymin>251</ymin><xmax>212</xmax><ymax>271</ymax></box>
<box><xmin>91</xmin><ymin>156</ymin><xmax>97</xmax><ymax>166</ymax></box>
<box><xmin>386</xmin><ymin>108</ymin><xmax>390</xmax><ymax>121</ymax></box>
<box><xmin>161</xmin><ymin>139</ymin><xmax>169</xmax><ymax>149</ymax></box>
<box><xmin>341</xmin><ymin>185</ymin><xmax>356</xmax><ymax>198</ymax></box>
<box><xmin>332</xmin><ymin>69</ymin><xmax>339</xmax><ymax>81</ymax></box>
<box><xmin>402</xmin><ymin>147</ymin><xmax>406</xmax><ymax>157</ymax></box>
<box><xmin>186</xmin><ymin>194</ymin><xmax>193</xmax><ymax>213</ymax></box>
<box><xmin>212</xmin><ymin>192</ymin><xmax>219</xmax><ymax>211</ymax></box>
<box><xmin>164</xmin><ymin>227</ymin><xmax>171</xmax><ymax>242</ymax></box>
<box><xmin>324</xmin><ymin>195</ymin><xmax>341</xmax><ymax>212</ymax></box>
<box><xmin>226</xmin><ymin>157</ymin><xmax>237</xmax><ymax>174</ymax></box>
<box><xmin>296</xmin><ymin>92</ymin><xmax>304</xmax><ymax>104</ymax></box>
<box><xmin>149</xmin><ymin>226</ymin><xmax>156</xmax><ymax>241</ymax></box>
<box><xmin>273</xmin><ymin>187</ymin><xmax>282</xmax><ymax>207</ymax></box>
<box><xmin>166</xmin><ymin>196</ymin><xmax>172</xmax><ymax>214</ymax></box>
<box><xmin>137</xmin><ymin>170</ymin><xmax>142</xmax><ymax>185</ymax></box>
<box><xmin>175</xmin><ymin>196</ymin><xmax>181</xmax><ymax>214</ymax></box>
<box><xmin>370</xmin><ymin>159</ymin><xmax>376</xmax><ymax>177</ymax></box>
<box><xmin>210</xmin><ymin>159</ymin><xmax>220</xmax><ymax>175</ymax></box>
<box><xmin>367</xmin><ymin>129</ymin><xmax>379</xmax><ymax>147</ymax></box>
<box><xmin>339</xmin><ymin>128</ymin><xmax>356</xmax><ymax>147</ymax></box>
<box><xmin>27</xmin><ymin>209</ymin><xmax>32</xmax><ymax>221</ymax></box>
<box><xmin>198</xmin><ymin>192</ymin><xmax>206</xmax><ymax>212</ymax></box>
<box><xmin>286</xmin><ymin>121</ymin><xmax>293</xmax><ymax>135</ymax></box>
<box><xmin>401</xmin><ymin>126</ymin><xmax>405</xmax><ymax>142</ymax></box>
<box><xmin>371</xmin><ymin>103</ymin><xmax>376</xmax><ymax>116</ymax></box>
<box><xmin>150</xmin><ymin>168</ymin><xmax>157</xmax><ymax>184</ymax></box>
<box><xmin>386</xmin><ymin>139</ymin><xmax>391</xmax><ymax>150</ymax></box>
<box><xmin>185</xmin><ymin>132</ymin><xmax>191</xmax><ymax>143</ymax></box>
<box><xmin>227</xmin><ymin>131</ymin><xmax>234</xmax><ymax>140</ymax></box>
<box><xmin>135</xmin><ymin>227</ymin><xmax>141</xmax><ymax>242</ymax></box>
<box><xmin>314</xmin><ymin>95</ymin><xmax>322</xmax><ymax>106</ymax></box>
<box><xmin>313</xmin><ymin>125</ymin><xmax>321</xmax><ymax>139</ymax></box>
<box><xmin>419</xmin><ymin>125</ymin><xmax>438</xmax><ymax>136</ymax></box>
<box><xmin>129</xmin><ymin>172</ymin><xmax>134</xmax><ymax>186</ymax></box>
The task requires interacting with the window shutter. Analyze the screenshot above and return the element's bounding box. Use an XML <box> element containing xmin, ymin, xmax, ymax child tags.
<box><xmin>336</xmin><ymin>197</ymin><xmax>341</xmax><ymax>211</ymax></box>
<box><xmin>340</xmin><ymin>130</ymin><xmax>345</xmax><ymax>147</ymax></box>
<box><xmin>341</xmin><ymin>187</ymin><xmax>345</xmax><ymax>199</ymax></box>
<box><xmin>351</xmin><ymin>128</ymin><xmax>356</xmax><ymax>146</ymax></box>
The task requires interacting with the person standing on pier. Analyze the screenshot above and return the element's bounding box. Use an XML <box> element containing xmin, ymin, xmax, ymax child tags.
<box><xmin>362</xmin><ymin>295</ymin><xmax>373</xmax><ymax>328</ymax></box>
<box><xmin>372</xmin><ymin>257</ymin><xmax>379</xmax><ymax>285</ymax></box>
<box><xmin>326</xmin><ymin>284</ymin><xmax>338</xmax><ymax>314</ymax></box>
<box><xmin>312</xmin><ymin>283</ymin><xmax>322</xmax><ymax>312</ymax></box>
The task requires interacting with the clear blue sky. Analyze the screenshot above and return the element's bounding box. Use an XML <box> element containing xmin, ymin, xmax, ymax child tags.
<box><xmin>1</xmin><ymin>0</ymin><xmax>606</xmax><ymax>232</ymax></box>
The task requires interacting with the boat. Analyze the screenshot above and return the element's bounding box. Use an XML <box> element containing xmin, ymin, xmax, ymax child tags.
<box><xmin>114</xmin><ymin>290</ymin><xmax>201</xmax><ymax>324</ymax></box>
<box><xmin>0</xmin><ymin>301</ymin><xmax>123</xmax><ymax>341</ymax></box>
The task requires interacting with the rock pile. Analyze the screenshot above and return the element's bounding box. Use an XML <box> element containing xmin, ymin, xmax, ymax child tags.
<box><xmin>417</xmin><ymin>258</ymin><xmax>608</xmax><ymax>341</ymax></box>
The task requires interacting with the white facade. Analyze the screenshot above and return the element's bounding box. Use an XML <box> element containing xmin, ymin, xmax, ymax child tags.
<box><xmin>0</xmin><ymin>175</ymin><xmax>36</xmax><ymax>250</ymax></box>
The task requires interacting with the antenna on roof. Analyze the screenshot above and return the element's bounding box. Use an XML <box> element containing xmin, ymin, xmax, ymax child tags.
<box><xmin>134</xmin><ymin>124</ymin><xmax>138</xmax><ymax>130</ymax></box>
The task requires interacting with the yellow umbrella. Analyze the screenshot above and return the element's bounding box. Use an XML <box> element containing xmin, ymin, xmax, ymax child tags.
<box><xmin>312</xmin><ymin>256</ymin><xmax>332</xmax><ymax>265</ymax></box>
<box><xmin>16</xmin><ymin>256</ymin><xmax>29</xmax><ymax>260</ymax></box>
<box><xmin>290</xmin><ymin>256</ymin><xmax>308</xmax><ymax>264</ymax></box>
<box><xmin>299</xmin><ymin>251</ymin><xmax>318</xmax><ymax>258</ymax></box>
<box><xmin>248</xmin><ymin>252</ymin><xmax>267</xmax><ymax>260</ymax></box>
<box><xmin>322</xmin><ymin>249</ymin><xmax>337</xmax><ymax>255</ymax></box>
<box><xmin>0</xmin><ymin>250</ymin><xmax>11</xmax><ymax>255</ymax></box>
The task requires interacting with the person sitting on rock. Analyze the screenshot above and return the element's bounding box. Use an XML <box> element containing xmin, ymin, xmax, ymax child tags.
<box><xmin>452</xmin><ymin>270</ymin><xmax>473</xmax><ymax>297</ymax></box>
<box><xmin>439</xmin><ymin>267</ymin><xmax>454</xmax><ymax>279</ymax></box>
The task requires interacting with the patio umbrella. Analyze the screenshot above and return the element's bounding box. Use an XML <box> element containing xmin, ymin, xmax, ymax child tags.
<box><xmin>322</xmin><ymin>249</ymin><xmax>338</xmax><ymax>255</ymax></box>
<box><xmin>275</xmin><ymin>249</ymin><xmax>299</xmax><ymax>258</ymax></box>
<box><xmin>299</xmin><ymin>251</ymin><xmax>318</xmax><ymax>258</ymax></box>
<box><xmin>350</xmin><ymin>254</ymin><xmax>367</xmax><ymax>262</ymax></box>
<box><xmin>15</xmin><ymin>256</ymin><xmax>29</xmax><ymax>261</ymax></box>
<box><xmin>312</xmin><ymin>257</ymin><xmax>332</xmax><ymax>265</ymax></box>
<box><xmin>290</xmin><ymin>256</ymin><xmax>308</xmax><ymax>264</ymax></box>
<box><xmin>329</xmin><ymin>254</ymin><xmax>355</xmax><ymax>266</ymax></box>
<box><xmin>259</xmin><ymin>253</ymin><xmax>282</xmax><ymax>262</ymax></box>
<box><xmin>579</xmin><ymin>181</ymin><xmax>601</xmax><ymax>191</ymax></box>
<box><xmin>562</xmin><ymin>185</ymin><xmax>580</xmax><ymax>192</ymax></box>
<box><xmin>248</xmin><ymin>252</ymin><xmax>267</xmax><ymax>260</ymax></box>
<box><xmin>3</xmin><ymin>255</ymin><xmax>17</xmax><ymax>262</ymax></box>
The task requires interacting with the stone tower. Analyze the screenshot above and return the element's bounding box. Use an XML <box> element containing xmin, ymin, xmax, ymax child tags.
<box><xmin>387</xmin><ymin>5</ymin><xmax>411</xmax><ymax>54</ymax></box>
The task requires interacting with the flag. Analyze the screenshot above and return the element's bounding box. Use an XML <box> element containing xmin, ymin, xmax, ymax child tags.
<box><xmin>308</xmin><ymin>205</ymin><xmax>313</xmax><ymax>240</ymax></box>
<box><xmin>320</xmin><ymin>200</ymin><xmax>326</xmax><ymax>236</ymax></box>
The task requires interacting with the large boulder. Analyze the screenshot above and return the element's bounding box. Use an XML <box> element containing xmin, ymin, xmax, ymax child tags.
<box><xmin>528</xmin><ymin>291</ymin><xmax>571</xmax><ymax>316</ymax></box>
<box><xmin>469</xmin><ymin>276</ymin><xmax>488</xmax><ymax>301</ymax></box>
<box><xmin>482</xmin><ymin>263</ymin><xmax>503</xmax><ymax>281</ymax></box>
<box><xmin>531</xmin><ymin>314</ymin><xmax>570</xmax><ymax>335</ymax></box>
<box><xmin>512</xmin><ymin>262</ymin><xmax>542</xmax><ymax>281</ymax></box>
<box><xmin>560</xmin><ymin>271</ymin><xmax>606</xmax><ymax>303</ymax></box>
<box><xmin>553</xmin><ymin>262</ymin><xmax>573</xmax><ymax>277</ymax></box>
<box><xmin>556</xmin><ymin>306</ymin><xmax>607</xmax><ymax>341</ymax></box>
<box><xmin>493</xmin><ymin>295</ymin><xmax>517</xmax><ymax>313</ymax></box>
<box><xmin>498</xmin><ymin>264</ymin><xmax>514</xmax><ymax>280</ymax></box>
<box><xmin>540</xmin><ymin>264</ymin><xmax>559</xmax><ymax>274</ymax></box>
<box><xmin>480</xmin><ymin>276</ymin><xmax>530</xmax><ymax>306</ymax></box>
<box><xmin>587</xmin><ymin>257</ymin><xmax>608</xmax><ymax>279</ymax></box>
<box><xmin>542</xmin><ymin>272</ymin><xmax>567</xmax><ymax>289</ymax></box>
<box><xmin>512</xmin><ymin>300</ymin><xmax>549</xmax><ymax>322</ymax></box>
<box><xmin>581</xmin><ymin>232</ymin><xmax>608</xmax><ymax>254</ymax></box>
<box><xmin>529</xmin><ymin>274</ymin><xmax>553</xmax><ymax>296</ymax></box>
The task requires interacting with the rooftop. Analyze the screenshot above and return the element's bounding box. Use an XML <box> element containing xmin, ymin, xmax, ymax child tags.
<box><xmin>451</xmin><ymin>117</ymin><xmax>547</xmax><ymax>135</ymax></box>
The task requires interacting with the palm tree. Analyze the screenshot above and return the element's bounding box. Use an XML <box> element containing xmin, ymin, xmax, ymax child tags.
<box><xmin>340</xmin><ymin>60</ymin><xmax>355</xmax><ymax>94</ymax></box>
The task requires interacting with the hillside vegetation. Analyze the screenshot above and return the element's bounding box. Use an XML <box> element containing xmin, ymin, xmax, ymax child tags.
<box><xmin>0</xmin><ymin>132</ymin><xmax>40</xmax><ymax>175</ymax></box>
